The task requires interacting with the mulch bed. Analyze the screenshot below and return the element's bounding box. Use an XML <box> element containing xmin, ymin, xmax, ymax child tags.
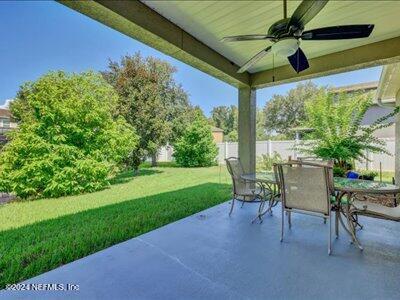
<box><xmin>0</xmin><ymin>193</ymin><xmax>16</xmax><ymax>205</ymax></box>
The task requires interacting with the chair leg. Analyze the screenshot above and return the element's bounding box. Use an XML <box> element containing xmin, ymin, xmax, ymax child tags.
<box><xmin>281</xmin><ymin>207</ymin><xmax>284</xmax><ymax>242</ymax></box>
<box><xmin>335</xmin><ymin>210</ymin><xmax>339</xmax><ymax>239</ymax></box>
<box><xmin>241</xmin><ymin>200</ymin><xmax>245</xmax><ymax>208</ymax></box>
<box><xmin>288</xmin><ymin>211</ymin><xmax>292</xmax><ymax>229</ymax></box>
<box><xmin>229</xmin><ymin>198</ymin><xmax>235</xmax><ymax>216</ymax></box>
<box><xmin>346</xmin><ymin>210</ymin><xmax>363</xmax><ymax>251</ymax></box>
<box><xmin>328</xmin><ymin>214</ymin><xmax>332</xmax><ymax>255</ymax></box>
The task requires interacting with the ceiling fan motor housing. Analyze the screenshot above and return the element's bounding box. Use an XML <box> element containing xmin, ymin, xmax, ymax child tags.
<box><xmin>271</xmin><ymin>38</ymin><xmax>299</xmax><ymax>57</ymax></box>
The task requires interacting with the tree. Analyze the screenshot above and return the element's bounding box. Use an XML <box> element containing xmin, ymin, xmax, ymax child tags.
<box><xmin>173</xmin><ymin>115</ymin><xmax>218</xmax><ymax>167</ymax></box>
<box><xmin>210</xmin><ymin>105</ymin><xmax>268</xmax><ymax>142</ymax></box>
<box><xmin>0</xmin><ymin>71</ymin><xmax>137</xmax><ymax>199</ymax></box>
<box><xmin>296</xmin><ymin>90</ymin><xmax>399</xmax><ymax>171</ymax></box>
<box><xmin>256</xmin><ymin>109</ymin><xmax>268</xmax><ymax>140</ymax></box>
<box><xmin>263</xmin><ymin>81</ymin><xmax>322</xmax><ymax>137</ymax></box>
<box><xmin>210</xmin><ymin>105</ymin><xmax>238</xmax><ymax>138</ymax></box>
<box><xmin>102</xmin><ymin>53</ymin><xmax>193</xmax><ymax>169</ymax></box>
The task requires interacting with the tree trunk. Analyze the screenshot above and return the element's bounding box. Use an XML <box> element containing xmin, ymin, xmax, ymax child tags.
<box><xmin>133</xmin><ymin>167</ymin><xmax>139</xmax><ymax>175</ymax></box>
<box><xmin>151</xmin><ymin>153</ymin><xmax>158</xmax><ymax>167</ymax></box>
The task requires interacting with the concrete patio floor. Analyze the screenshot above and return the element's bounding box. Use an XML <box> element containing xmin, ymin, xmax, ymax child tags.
<box><xmin>2</xmin><ymin>200</ymin><xmax>400</xmax><ymax>300</ymax></box>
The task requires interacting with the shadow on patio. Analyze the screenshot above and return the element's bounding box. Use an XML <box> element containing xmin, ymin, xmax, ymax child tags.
<box><xmin>0</xmin><ymin>182</ymin><xmax>231</xmax><ymax>289</ymax></box>
<box><xmin>2</xmin><ymin>197</ymin><xmax>400</xmax><ymax>299</ymax></box>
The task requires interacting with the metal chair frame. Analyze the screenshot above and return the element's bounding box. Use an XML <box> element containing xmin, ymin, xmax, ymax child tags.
<box><xmin>225</xmin><ymin>157</ymin><xmax>265</xmax><ymax>217</ymax></box>
<box><xmin>275</xmin><ymin>160</ymin><xmax>334</xmax><ymax>255</ymax></box>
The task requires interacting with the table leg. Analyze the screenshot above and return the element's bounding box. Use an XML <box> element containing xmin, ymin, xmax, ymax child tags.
<box><xmin>335</xmin><ymin>209</ymin><xmax>339</xmax><ymax>239</ymax></box>
<box><xmin>252</xmin><ymin>184</ymin><xmax>267</xmax><ymax>224</ymax></box>
<box><xmin>252</xmin><ymin>182</ymin><xmax>279</xmax><ymax>223</ymax></box>
<box><xmin>337</xmin><ymin>192</ymin><xmax>363</xmax><ymax>250</ymax></box>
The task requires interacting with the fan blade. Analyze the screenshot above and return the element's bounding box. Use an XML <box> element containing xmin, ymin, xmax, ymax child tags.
<box><xmin>288</xmin><ymin>0</ymin><xmax>329</xmax><ymax>29</ymax></box>
<box><xmin>221</xmin><ymin>35</ymin><xmax>273</xmax><ymax>42</ymax></box>
<box><xmin>301</xmin><ymin>24</ymin><xmax>374</xmax><ymax>40</ymax></box>
<box><xmin>287</xmin><ymin>47</ymin><xmax>309</xmax><ymax>73</ymax></box>
<box><xmin>238</xmin><ymin>46</ymin><xmax>272</xmax><ymax>73</ymax></box>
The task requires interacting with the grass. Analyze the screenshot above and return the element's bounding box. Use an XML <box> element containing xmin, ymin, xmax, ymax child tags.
<box><xmin>379</xmin><ymin>171</ymin><xmax>395</xmax><ymax>183</ymax></box>
<box><xmin>0</xmin><ymin>165</ymin><xmax>231</xmax><ymax>288</ymax></box>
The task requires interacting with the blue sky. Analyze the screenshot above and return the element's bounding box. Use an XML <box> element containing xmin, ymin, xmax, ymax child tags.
<box><xmin>0</xmin><ymin>1</ymin><xmax>382</xmax><ymax>115</ymax></box>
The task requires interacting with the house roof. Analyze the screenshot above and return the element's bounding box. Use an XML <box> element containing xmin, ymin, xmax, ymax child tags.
<box><xmin>330</xmin><ymin>81</ymin><xmax>378</xmax><ymax>94</ymax></box>
<box><xmin>362</xmin><ymin>105</ymin><xmax>394</xmax><ymax>125</ymax></box>
<box><xmin>0</xmin><ymin>108</ymin><xmax>12</xmax><ymax>118</ymax></box>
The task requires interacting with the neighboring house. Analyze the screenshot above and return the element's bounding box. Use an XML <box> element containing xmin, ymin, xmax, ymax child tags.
<box><xmin>331</xmin><ymin>81</ymin><xmax>395</xmax><ymax>139</ymax></box>
<box><xmin>211</xmin><ymin>126</ymin><xmax>224</xmax><ymax>143</ymax></box>
<box><xmin>0</xmin><ymin>108</ymin><xmax>17</xmax><ymax>144</ymax></box>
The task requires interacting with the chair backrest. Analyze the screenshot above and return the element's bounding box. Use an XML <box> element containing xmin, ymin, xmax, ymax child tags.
<box><xmin>295</xmin><ymin>158</ymin><xmax>334</xmax><ymax>192</ymax></box>
<box><xmin>297</xmin><ymin>157</ymin><xmax>333</xmax><ymax>167</ymax></box>
<box><xmin>225</xmin><ymin>157</ymin><xmax>246</xmax><ymax>195</ymax></box>
<box><xmin>275</xmin><ymin>161</ymin><xmax>332</xmax><ymax>215</ymax></box>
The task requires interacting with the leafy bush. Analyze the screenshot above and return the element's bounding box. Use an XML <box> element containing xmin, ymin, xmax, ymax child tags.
<box><xmin>296</xmin><ymin>90</ymin><xmax>399</xmax><ymax>172</ymax></box>
<box><xmin>0</xmin><ymin>71</ymin><xmax>137</xmax><ymax>199</ymax></box>
<box><xmin>256</xmin><ymin>152</ymin><xmax>283</xmax><ymax>171</ymax></box>
<box><xmin>173</xmin><ymin>116</ymin><xmax>218</xmax><ymax>167</ymax></box>
<box><xmin>359</xmin><ymin>170</ymin><xmax>378</xmax><ymax>181</ymax></box>
<box><xmin>333</xmin><ymin>166</ymin><xmax>346</xmax><ymax>178</ymax></box>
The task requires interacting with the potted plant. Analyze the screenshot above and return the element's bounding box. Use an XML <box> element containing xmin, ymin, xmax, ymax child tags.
<box><xmin>359</xmin><ymin>170</ymin><xmax>378</xmax><ymax>181</ymax></box>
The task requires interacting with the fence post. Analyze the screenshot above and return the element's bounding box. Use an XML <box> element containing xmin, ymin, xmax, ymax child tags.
<box><xmin>294</xmin><ymin>135</ymin><xmax>299</xmax><ymax>159</ymax></box>
<box><xmin>370</xmin><ymin>152</ymin><xmax>374</xmax><ymax>170</ymax></box>
<box><xmin>268</xmin><ymin>140</ymin><xmax>272</xmax><ymax>156</ymax></box>
<box><xmin>225</xmin><ymin>141</ymin><xmax>228</xmax><ymax>159</ymax></box>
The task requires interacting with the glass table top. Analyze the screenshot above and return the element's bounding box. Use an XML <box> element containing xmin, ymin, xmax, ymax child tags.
<box><xmin>241</xmin><ymin>171</ymin><xmax>400</xmax><ymax>194</ymax></box>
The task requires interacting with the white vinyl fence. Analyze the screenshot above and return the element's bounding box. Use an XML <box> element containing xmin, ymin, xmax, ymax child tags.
<box><xmin>157</xmin><ymin>138</ymin><xmax>395</xmax><ymax>172</ymax></box>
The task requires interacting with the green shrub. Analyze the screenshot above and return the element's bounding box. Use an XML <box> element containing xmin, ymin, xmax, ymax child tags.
<box><xmin>173</xmin><ymin>117</ymin><xmax>218</xmax><ymax>167</ymax></box>
<box><xmin>297</xmin><ymin>90</ymin><xmax>399</xmax><ymax>172</ymax></box>
<box><xmin>359</xmin><ymin>170</ymin><xmax>378</xmax><ymax>181</ymax></box>
<box><xmin>0</xmin><ymin>71</ymin><xmax>137</xmax><ymax>199</ymax></box>
<box><xmin>333</xmin><ymin>166</ymin><xmax>346</xmax><ymax>178</ymax></box>
<box><xmin>256</xmin><ymin>152</ymin><xmax>283</xmax><ymax>171</ymax></box>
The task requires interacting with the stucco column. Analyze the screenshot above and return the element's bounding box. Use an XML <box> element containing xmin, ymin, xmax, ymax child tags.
<box><xmin>395</xmin><ymin>90</ymin><xmax>400</xmax><ymax>184</ymax></box>
<box><xmin>238</xmin><ymin>87</ymin><xmax>256</xmax><ymax>173</ymax></box>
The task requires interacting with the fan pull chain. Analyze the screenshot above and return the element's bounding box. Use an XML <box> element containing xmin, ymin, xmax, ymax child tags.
<box><xmin>272</xmin><ymin>53</ymin><xmax>275</xmax><ymax>82</ymax></box>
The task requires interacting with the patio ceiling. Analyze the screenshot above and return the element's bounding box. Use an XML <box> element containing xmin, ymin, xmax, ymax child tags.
<box><xmin>60</xmin><ymin>0</ymin><xmax>400</xmax><ymax>89</ymax></box>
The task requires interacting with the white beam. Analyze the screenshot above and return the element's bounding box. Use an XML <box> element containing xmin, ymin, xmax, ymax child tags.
<box><xmin>58</xmin><ymin>0</ymin><xmax>250</xmax><ymax>88</ymax></box>
<box><xmin>251</xmin><ymin>36</ymin><xmax>400</xmax><ymax>89</ymax></box>
<box><xmin>396</xmin><ymin>90</ymin><xmax>400</xmax><ymax>185</ymax></box>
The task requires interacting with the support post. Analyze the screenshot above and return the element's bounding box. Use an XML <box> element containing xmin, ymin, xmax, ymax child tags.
<box><xmin>395</xmin><ymin>90</ymin><xmax>400</xmax><ymax>184</ymax></box>
<box><xmin>238</xmin><ymin>87</ymin><xmax>256</xmax><ymax>173</ymax></box>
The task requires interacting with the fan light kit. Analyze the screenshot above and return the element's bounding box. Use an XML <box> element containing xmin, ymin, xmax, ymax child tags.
<box><xmin>221</xmin><ymin>0</ymin><xmax>374</xmax><ymax>74</ymax></box>
<box><xmin>271</xmin><ymin>38</ymin><xmax>299</xmax><ymax>57</ymax></box>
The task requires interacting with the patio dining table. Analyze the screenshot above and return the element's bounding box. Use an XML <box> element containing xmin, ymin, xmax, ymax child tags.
<box><xmin>333</xmin><ymin>177</ymin><xmax>400</xmax><ymax>250</ymax></box>
<box><xmin>241</xmin><ymin>171</ymin><xmax>400</xmax><ymax>248</ymax></box>
<box><xmin>240</xmin><ymin>172</ymin><xmax>280</xmax><ymax>222</ymax></box>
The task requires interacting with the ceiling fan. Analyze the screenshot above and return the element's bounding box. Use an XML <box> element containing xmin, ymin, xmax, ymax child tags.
<box><xmin>221</xmin><ymin>0</ymin><xmax>374</xmax><ymax>73</ymax></box>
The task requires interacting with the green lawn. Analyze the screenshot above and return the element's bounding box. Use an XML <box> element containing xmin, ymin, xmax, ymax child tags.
<box><xmin>0</xmin><ymin>165</ymin><xmax>231</xmax><ymax>288</ymax></box>
<box><xmin>379</xmin><ymin>171</ymin><xmax>395</xmax><ymax>183</ymax></box>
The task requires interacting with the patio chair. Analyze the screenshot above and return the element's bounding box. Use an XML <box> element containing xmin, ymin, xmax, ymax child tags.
<box><xmin>275</xmin><ymin>161</ymin><xmax>334</xmax><ymax>255</ymax></box>
<box><xmin>297</xmin><ymin>158</ymin><xmax>334</xmax><ymax>224</ymax></box>
<box><xmin>348</xmin><ymin>198</ymin><xmax>400</xmax><ymax>247</ymax></box>
<box><xmin>297</xmin><ymin>157</ymin><xmax>333</xmax><ymax>166</ymax></box>
<box><xmin>225</xmin><ymin>157</ymin><xmax>265</xmax><ymax>216</ymax></box>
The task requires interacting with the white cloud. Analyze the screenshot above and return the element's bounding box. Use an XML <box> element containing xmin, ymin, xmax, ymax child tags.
<box><xmin>0</xmin><ymin>99</ymin><xmax>13</xmax><ymax>109</ymax></box>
